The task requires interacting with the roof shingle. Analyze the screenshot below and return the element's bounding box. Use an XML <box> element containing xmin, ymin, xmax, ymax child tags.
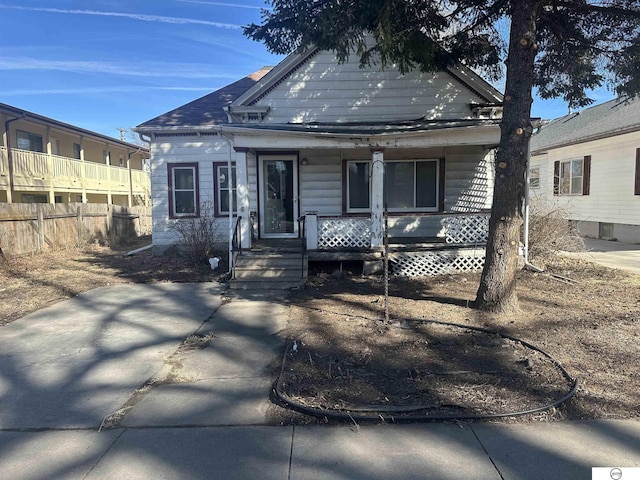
<box><xmin>530</xmin><ymin>96</ymin><xmax>640</xmax><ymax>153</ymax></box>
<box><xmin>137</xmin><ymin>67</ymin><xmax>271</xmax><ymax>128</ymax></box>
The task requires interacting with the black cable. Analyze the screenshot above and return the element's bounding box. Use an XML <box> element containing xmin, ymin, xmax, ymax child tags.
<box><xmin>273</xmin><ymin>317</ymin><xmax>580</xmax><ymax>422</ymax></box>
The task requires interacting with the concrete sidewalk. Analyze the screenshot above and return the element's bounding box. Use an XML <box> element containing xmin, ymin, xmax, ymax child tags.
<box><xmin>0</xmin><ymin>284</ymin><xmax>639</xmax><ymax>479</ymax></box>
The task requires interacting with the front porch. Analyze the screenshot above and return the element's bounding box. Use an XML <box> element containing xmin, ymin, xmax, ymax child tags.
<box><xmin>233</xmin><ymin>211</ymin><xmax>490</xmax><ymax>278</ymax></box>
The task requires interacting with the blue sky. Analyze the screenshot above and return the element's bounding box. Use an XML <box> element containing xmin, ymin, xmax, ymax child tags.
<box><xmin>0</xmin><ymin>1</ymin><xmax>617</xmax><ymax>140</ymax></box>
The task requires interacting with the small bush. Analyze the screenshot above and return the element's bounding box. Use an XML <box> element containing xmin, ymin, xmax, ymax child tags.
<box><xmin>167</xmin><ymin>202</ymin><xmax>225</xmax><ymax>265</ymax></box>
<box><xmin>527</xmin><ymin>200</ymin><xmax>585</xmax><ymax>262</ymax></box>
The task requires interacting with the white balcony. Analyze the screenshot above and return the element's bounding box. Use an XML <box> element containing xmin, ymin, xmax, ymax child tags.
<box><xmin>0</xmin><ymin>146</ymin><xmax>150</xmax><ymax>202</ymax></box>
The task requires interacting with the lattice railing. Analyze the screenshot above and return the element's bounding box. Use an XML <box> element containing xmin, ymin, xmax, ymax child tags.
<box><xmin>318</xmin><ymin>217</ymin><xmax>371</xmax><ymax>249</ymax></box>
<box><xmin>389</xmin><ymin>249</ymin><xmax>485</xmax><ymax>277</ymax></box>
<box><xmin>444</xmin><ymin>214</ymin><xmax>489</xmax><ymax>244</ymax></box>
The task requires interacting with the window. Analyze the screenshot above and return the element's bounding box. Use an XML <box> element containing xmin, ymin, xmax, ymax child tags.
<box><xmin>346</xmin><ymin>159</ymin><xmax>440</xmax><ymax>213</ymax></box>
<box><xmin>214</xmin><ymin>163</ymin><xmax>236</xmax><ymax>216</ymax></box>
<box><xmin>347</xmin><ymin>162</ymin><xmax>370</xmax><ymax>212</ymax></box>
<box><xmin>73</xmin><ymin>143</ymin><xmax>81</xmax><ymax>159</ymax></box>
<box><xmin>16</xmin><ymin>130</ymin><xmax>43</xmax><ymax>152</ymax></box>
<box><xmin>529</xmin><ymin>167</ymin><xmax>540</xmax><ymax>189</ymax></box>
<box><xmin>555</xmin><ymin>156</ymin><xmax>590</xmax><ymax>195</ymax></box>
<box><xmin>168</xmin><ymin>163</ymin><xmax>199</xmax><ymax>218</ymax></box>
<box><xmin>21</xmin><ymin>194</ymin><xmax>48</xmax><ymax>203</ymax></box>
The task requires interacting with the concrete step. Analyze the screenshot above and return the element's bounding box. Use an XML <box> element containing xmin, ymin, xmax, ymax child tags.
<box><xmin>233</xmin><ymin>268</ymin><xmax>306</xmax><ymax>280</ymax></box>
<box><xmin>231</xmin><ymin>252</ymin><xmax>308</xmax><ymax>290</ymax></box>
<box><xmin>229</xmin><ymin>279</ymin><xmax>305</xmax><ymax>290</ymax></box>
<box><xmin>234</xmin><ymin>257</ymin><xmax>304</xmax><ymax>268</ymax></box>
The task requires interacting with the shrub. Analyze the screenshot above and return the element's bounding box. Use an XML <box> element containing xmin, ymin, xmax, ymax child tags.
<box><xmin>526</xmin><ymin>200</ymin><xmax>585</xmax><ymax>262</ymax></box>
<box><xmin>167</xmin><ymin>202</ymin><xmax>225</xmax><ymax>265</ymax></box>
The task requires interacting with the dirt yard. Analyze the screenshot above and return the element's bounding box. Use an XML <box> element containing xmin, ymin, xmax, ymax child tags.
<box><xmin>1</xmin><ymin>237</ymin><xmax>638</xmax><ymax>422</ymax></box>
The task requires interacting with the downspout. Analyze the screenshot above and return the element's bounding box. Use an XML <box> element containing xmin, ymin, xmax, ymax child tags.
<box><xmin>218</xmin><ymin>129</ymin><xmax>235</xmax><ymax>276</ymax></box>
<box><xmin>4</xmin><ymin>114</ymin><xmax>26</xmax><ymax>203</ymax></box>
<box><xmin>523</xmin><ymin>139</ymin><xmax>543</xmax><ymax>272</ymax></box>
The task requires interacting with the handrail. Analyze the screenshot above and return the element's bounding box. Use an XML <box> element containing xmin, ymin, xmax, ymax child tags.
<box><xmin>297</xmin><ymin>214</ymin><xmax>306</xmax><ymax>278</ymax></box>
<box><xmin>232</xmin><ymin>215</ymin><xmax>242</xmax><ymax>253</ymax></box>
<box><xmin>231</xmin><ymin>215</ymin><xmax>243</xmax><ymax>280</ymax></box>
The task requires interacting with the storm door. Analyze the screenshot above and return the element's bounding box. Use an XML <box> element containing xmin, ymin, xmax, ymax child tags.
<box><xmin>258</xmin><ymin>155</ymin><xmax>298</xmax><ymax>238</ymax></box>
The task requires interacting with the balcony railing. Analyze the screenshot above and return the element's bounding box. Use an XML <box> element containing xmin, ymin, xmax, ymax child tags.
<box><xmin>0</xmin><ymin>146</ymin><xmax>150</xmax><ymax>198</ymax></box>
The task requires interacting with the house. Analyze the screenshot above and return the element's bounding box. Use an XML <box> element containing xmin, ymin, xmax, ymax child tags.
<box><xmin>135</xmin><ymin>48</ymin><xmax>504</xmax><ymax>285</ymax></box>
<box><xmin>0</xmin><ymin>103</ymin><xmax>150</xmax><ymax>206</ymax></box>
<box><xmin>530</xmin><ymin>96</ymin><xmax>640</xmax><ymax>243</ymax></box>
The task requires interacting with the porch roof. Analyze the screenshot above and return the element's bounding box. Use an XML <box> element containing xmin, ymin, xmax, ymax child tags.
<box><xmin>220</xmin><ymin>118</ymin><xmax>501</xmax><ymax>135</ymax></box>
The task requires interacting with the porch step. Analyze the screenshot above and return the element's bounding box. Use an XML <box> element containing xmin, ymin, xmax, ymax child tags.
<box><xmin>230</xmin><ymin>252</ymin><xmax>307</xmax><ymax>290</ymax></box>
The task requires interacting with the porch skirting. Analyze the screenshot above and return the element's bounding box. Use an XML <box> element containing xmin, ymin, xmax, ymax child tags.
<box><xmin>389</xmin><ymin>248</ymin><xmax>485</xmax><ymax>277</ymax></box>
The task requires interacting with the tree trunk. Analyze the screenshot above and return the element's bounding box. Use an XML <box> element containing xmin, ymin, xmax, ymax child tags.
<box><xmin>475</xmin><ymin>1</ymin><xmax>539</xmax><ymax>313</ymax></box>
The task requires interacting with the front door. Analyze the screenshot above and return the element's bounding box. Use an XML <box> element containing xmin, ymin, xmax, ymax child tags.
<box><xmin>259</xmin><ymin>155</ymin><xmax>298</xmax><ymax>238</ymax></box>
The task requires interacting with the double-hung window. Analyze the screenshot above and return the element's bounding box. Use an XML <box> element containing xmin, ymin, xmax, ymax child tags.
<box><xmin>529</xmin><ymin>167</ymin><xmax>540</xmax><ymax>189</ymax></box>
<box><xmin>16</xmin><ymin>130</ymin><xmax>43</xmax><ymax>152</ymax></box>
<box><xmin>559</xmin><ymin>159</ymin><xmax>583</xmax><ymax>195</ymax></box>
<box><xmin>554</xmin><ymin>156</ymin><xmax>591</xmax><ymax>196</ymax></box>
<box><xmin>168</xmin><ymin>163</ymin><xmax>199</xmax><ymax>218</ymax></box>
<box><xmin>346</xmin><ymin>159</ymin><xmax>439</xmax><ymax>213</ymax></box>
<box><xmin>347</xmin><ymin>162</ymin><xmax>370</xmax><ymax>212</ymax></box>
<box><xmin>214</xmin><ymin>163</ymin><xmax>236</xmax><ymax>216</ymax></box>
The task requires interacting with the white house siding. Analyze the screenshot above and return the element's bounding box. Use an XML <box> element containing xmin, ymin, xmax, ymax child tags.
<box><xmin>150</xmin><ymin>134</ymin><xmax>233</xmax><ymax>248</ymax></box>
<box><xmin>255</xmin><ymin>51</ymin><xmax>488</xmax><ymax>124</ymax></box>
<box><xmin>530</xmin><ymin>130</ymin><xmax>640</xmax><ymax>243</ymax></box>
<box><xmin>298</xmin><ymin>149</ymin><xmax>343</xmax><ymax>216</ymax></box>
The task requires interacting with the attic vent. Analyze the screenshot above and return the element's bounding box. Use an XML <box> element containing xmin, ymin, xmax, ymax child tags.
<box><xmin>471</xmin><ymin>104</ymin><xmax>502</xmax><ymax>119</ymax></box>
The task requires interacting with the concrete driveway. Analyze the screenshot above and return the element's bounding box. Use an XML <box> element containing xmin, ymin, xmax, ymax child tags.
<box><xmin>568</xmin><ymin>238</ymin><xmax>640</xmax><ymax>275</ymax></box>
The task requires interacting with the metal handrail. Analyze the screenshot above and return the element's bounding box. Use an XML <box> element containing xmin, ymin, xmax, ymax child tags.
<box><xmin>231</xmin><ymin>216</ymin><xmax>242</xmax><ymax>279</ymax></box>
<box><xmin>297</xmin><ymin>214</ymin><xmax>307</xmax><ymax>278</ymax></box>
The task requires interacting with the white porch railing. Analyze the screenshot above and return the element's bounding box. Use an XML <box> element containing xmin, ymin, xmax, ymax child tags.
<box><xmin>0</xmin><ymin>146</ymin><xmax>150</xmax><ymax>199</ymax></box>
<box><xmin>318</xmin><ymin>217</ymin><xmax>372</xmax><ymax>249</ymax></box>
<box><xmin>312</xmin><ymin>213</ymin><xmax>490</xmax><ymax>250</ymax></box>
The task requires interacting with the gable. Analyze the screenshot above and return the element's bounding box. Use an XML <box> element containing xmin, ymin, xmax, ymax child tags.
<box><xmin>231</xmin><ymin>50</ymin><xmax>502</xmax><ymax>125</ymax></box>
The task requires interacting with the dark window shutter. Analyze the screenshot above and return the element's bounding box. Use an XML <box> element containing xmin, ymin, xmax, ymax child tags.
<box><xmin>635</xmin><ymin>149</ymin><xmax>640</xmax><ymax>195</ymax></box>
<box><xmin>438</xmin><ymin>158</ymin><xmax>445</xmax><ymax>211</ymax></box>
<box><xmin>553</xmin><ymin>161</ymin><xmax>560</xmax><ymax>195</ymax></box>
<box><xmin>582</xmin><ymin>156</ymin><xmax>591</xmax><ymax>195</ymax></box>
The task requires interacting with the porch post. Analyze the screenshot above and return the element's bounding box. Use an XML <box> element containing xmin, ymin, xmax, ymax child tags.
<box><xmin>305</xmin><ymin>212</ymin><xmax>318</xmax><ymax>250</ymax></box>
<box><xmin>370</xmin><ymin>147</ymin><xmax>385</xmax><ymax>248</ymax></box>
<box><xmin>234</xmin><ymin>147</ymin><xmax>251</xmax><ymax>248</ymax></box>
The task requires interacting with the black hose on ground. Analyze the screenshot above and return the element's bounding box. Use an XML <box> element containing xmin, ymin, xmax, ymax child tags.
<box><xmin>273</xmin><ymin>317</ymin><xmax>580</xmax><ymax>422</ymax></box>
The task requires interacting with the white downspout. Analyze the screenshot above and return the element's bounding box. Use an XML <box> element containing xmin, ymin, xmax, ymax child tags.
<box><xmin>218</xmin><ymin>130</ymin><xmax>235</xmax><ymax>275</ymax></box>
<box><xmin>523</xmin><ymin>139</ymin><xmax>543</xmax><ymax>272</ymax></box>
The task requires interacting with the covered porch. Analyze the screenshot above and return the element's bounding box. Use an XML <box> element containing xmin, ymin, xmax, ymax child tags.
<box><xmin>227</xmin><ymin>122</ymin><xmax>498</xmax><ymax>276</ymax></box>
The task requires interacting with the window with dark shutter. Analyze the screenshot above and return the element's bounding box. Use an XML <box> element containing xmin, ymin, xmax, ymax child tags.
<box><xmin>582</xmin><ymin>155</ymin><xmax>591</xmax><ymax>196</ymax></box>
<box><xmin>553</xmin><ymin>161</ymin><xmax>560</xmax><ymax>195</ymax></box>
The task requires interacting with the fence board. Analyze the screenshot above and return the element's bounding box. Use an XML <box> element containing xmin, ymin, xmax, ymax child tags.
<box><xmin>0</xmin><ymin>203</ymin><xmax>152</xmax><ymax>257</ymax></box>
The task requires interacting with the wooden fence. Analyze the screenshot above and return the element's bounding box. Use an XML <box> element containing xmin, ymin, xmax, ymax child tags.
<box><xmin>0</xmin><ymin>203</ymin><xmax>152</xmax><ymax>257</ymax></box>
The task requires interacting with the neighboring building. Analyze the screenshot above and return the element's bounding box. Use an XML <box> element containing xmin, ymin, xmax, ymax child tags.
<box><xmin>0</xmin><ymin>103</ymin><xmax>150</xmax><ymax>206</ymax></box>
<box><xmin>530</xmin><ymin>96</ymin><xmax>640</xmax><ymax>243</ymax></box>
<box><xmin>136</xmin><ymin>48</ymin><xmax>504</xmax><ymax>282</ymax></box>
